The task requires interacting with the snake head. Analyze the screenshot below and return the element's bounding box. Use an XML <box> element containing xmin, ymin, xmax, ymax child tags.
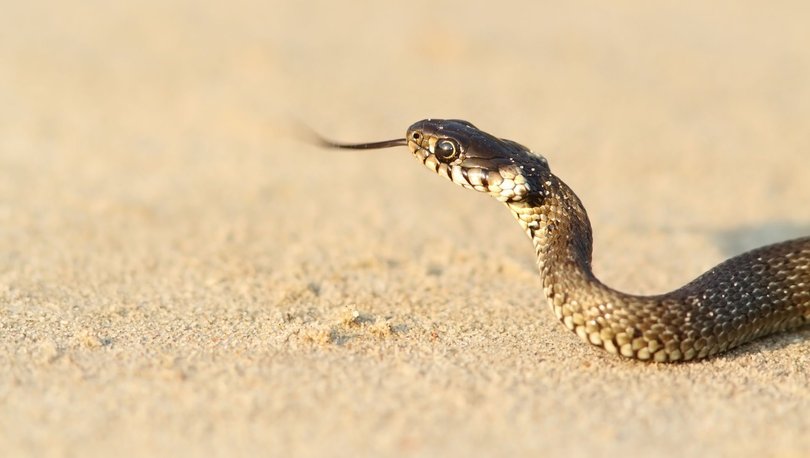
<box><xmin>406</xmin><ymin>119</ymin><xmax>550</xmax><ymax>202</ymax></box>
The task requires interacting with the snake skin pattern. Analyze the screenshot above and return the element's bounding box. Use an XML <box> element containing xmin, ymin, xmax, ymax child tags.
<box><xmin>322</xmin><ymin>119</ymin><xmax>810</xmax><ymax>361</ymax></box>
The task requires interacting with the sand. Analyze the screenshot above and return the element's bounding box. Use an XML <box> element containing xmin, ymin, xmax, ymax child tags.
<box><xmin>1</xmin><ymin>1</ymin><xmax>809</xmax><ymax>456</ymax></box>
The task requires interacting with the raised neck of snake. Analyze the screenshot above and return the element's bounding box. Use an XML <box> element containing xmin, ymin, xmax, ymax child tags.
<box><xmin>317</xmin><ymin>118</ymin><xmax>810</xmax><ymax>362</ymax></box>
<box><xmin>506</xmin><ymin>177</ymin><xmax>595</xmax><ymax>281</ymax></box>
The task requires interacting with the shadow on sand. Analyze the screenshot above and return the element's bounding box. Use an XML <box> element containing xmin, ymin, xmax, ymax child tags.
<box><xmin>713</xmin><ymin>221</ymin><xmax>810</xmax><ymax>258</ymax></box>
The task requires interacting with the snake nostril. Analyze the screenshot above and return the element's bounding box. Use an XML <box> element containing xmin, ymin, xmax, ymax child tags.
<box><xmin>411</xmin><ymin>132</ymin><xmax>422</xmax><ymax>141</ymax></box>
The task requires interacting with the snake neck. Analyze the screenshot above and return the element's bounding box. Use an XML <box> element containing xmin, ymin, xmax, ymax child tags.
<box><xmin>507</xmin><ymin>173</ymin><xmax>597</xmax><ymax>288</ymax></box>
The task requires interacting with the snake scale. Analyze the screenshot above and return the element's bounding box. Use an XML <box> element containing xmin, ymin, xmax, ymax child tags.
<box><xmin>318</xmin><ymin>119</ymin><xmax>810</xmax><ymax>362</ymax></box>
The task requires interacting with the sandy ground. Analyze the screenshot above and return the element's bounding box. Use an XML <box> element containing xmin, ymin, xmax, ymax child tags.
<box><xmin>1</xmin><ymin>1</ymin><xmax>809</xmax><ymax>456</ymax></box>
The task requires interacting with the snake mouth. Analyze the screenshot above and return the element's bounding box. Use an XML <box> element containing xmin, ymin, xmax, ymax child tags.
<box><xmin>407</xmin><ymin>138</ymin><xmax>431</xmax><ymax>162</ymax></box>
<box><xmin>407</xmin><ymin>137</ymin><xmax>452</xmax><ymax>174</ymax></box>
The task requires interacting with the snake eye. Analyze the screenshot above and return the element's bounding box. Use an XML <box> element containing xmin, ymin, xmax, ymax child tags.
<box><xmin>435</xmin><ymin>139</ymin><xmax>460</xmax><ymax>162</ymax></box>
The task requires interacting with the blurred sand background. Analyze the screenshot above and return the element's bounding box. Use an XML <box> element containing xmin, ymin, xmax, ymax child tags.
<box><xmin>1</xmin><ymin>1</ymin><xmax>809</xmax><ymax>456</ymax></box>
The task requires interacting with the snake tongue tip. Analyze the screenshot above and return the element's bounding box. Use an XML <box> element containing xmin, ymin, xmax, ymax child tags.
<box><xmin>297</xmin><ymin>121</ymin><xmax>407</xmax><ymax>150</ymax></box>
<box><xmin>317</xmin><ymin>137</ymin><xmax>408</xmax><ymax>150</ymax></box>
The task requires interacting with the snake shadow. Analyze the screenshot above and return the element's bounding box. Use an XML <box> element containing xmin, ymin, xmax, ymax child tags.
<box><xmin>727</xmin><ymin>326</ymin><xmax>810</xmax><ymax>359</ymax></box>
<box><xmin>712</xmin><ymin>221</ymin><xmax>810</xmax><ymax>258</ymax></box>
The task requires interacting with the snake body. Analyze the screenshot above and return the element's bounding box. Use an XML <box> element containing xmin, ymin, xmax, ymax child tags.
<box><xmin>321</xmin><ymin>119</ymin><xmax>810</xmax><ymax>361</ymax></box>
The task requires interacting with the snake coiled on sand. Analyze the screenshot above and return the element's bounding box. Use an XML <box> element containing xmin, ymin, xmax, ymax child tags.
<box><xmin>318</xmin><ymin>119</ymin><xmax>810</xmax><ymax>362</ymax></box>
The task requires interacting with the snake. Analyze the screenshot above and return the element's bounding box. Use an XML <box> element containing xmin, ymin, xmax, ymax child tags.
<box><xmin>316</xmin><ymin>119</ymin><xmax>810</xmax><ymax>362</ymax></box>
